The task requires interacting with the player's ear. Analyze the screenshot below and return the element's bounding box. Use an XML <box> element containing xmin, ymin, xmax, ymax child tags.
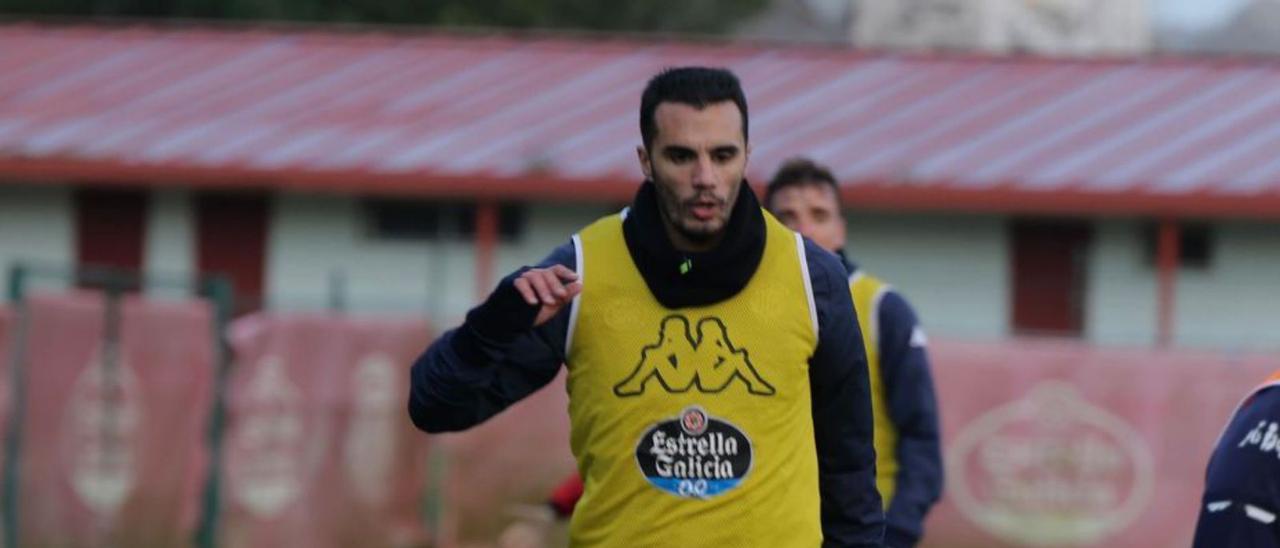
<box><xmin>637</xmin><ymin>146</ymin><xmax>653</xmax><ymax>180</ymax></box>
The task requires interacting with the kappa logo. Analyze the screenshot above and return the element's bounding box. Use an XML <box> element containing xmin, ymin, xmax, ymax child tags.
<box><xmin>614</xmin><ymin>315</ymin><xmax>775</xmax><ymax>397</ymax></box>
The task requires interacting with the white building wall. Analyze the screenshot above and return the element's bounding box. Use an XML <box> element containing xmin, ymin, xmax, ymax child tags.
<box><xmin>182</xmin><ymin>191</ymin><xmax>1280</xmax><ymax>350</ymax></box>
<box><xmin>494</xmin><ymin>203</ymin><xmax>613</xmax><ymax>278</ymax></box>
<box><xmin>0</xmin><ymin>185</ymin><xmax>74</xmax><ymax>298</ymax></box>
<box><xmin>843</xmin><ymin>211</ymin><xmax>1011</xmax><ymax>339</ymax></box>
<box><xmin>265</xmin><ymin>194</ymin><xmax>605</xmax><ymax>324</ymax></box>
<box><xmin>1174</xmin><ymin>221</ymin><xmax>1280</xmax><ymax>351</ymax></box>
<box><xmin>1086</xmin><ymin>219</ymin><xmax>1158</xmax><ymax>346</ymax></box>
<box><xmin>855</xmin><ymin>0</ymin><xmax>1150</xmax><ymax>55</ymax></box>
<box><xmin>1086</xmin><ymin>219</ymin><xmax>1280</xmax><ymax>351</ymax></box>
<box><xmin>142</xmin><ymin>189</ymin><xmax>195</xmax><ymax>297</ymax></box>
<box><xmin>267</xmin><ymin>200</ymin><xmax>1015</xmax><ymax>338</ymax></box>
<box><xmin>266</xmin><ymin>193</ymin><xmax>453</xmax><ymax>318</ymax></box>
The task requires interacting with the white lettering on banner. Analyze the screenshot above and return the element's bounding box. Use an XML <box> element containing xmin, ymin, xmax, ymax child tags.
<box><xmin>227</xmin><ymin>355</ymin><xmax>323</xmax><ymax>517</ymax></box>
<box><xmin>948</xmin><ymin>381</ymin><xmax>1155</xmax><ymax>546</ymax></box>
<box><xmin>64</xmin><ymin>346</ymin><xmax>142</xmax><ymax>516</ymax></box>
<box><xmin>343</xmin><ymin>354</ymin><xmax>398</xmax><ymax>505</ymax></box>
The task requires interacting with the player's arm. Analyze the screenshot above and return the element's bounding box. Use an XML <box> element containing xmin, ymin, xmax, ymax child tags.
<box><xmin>805</xmin><ymin>240</ymin><xmax>885</xmax><ymax>547</ymax></box>
<box><xmin>408</xmin><ymin>242</ymin><xmax>579</xmax><ymax>433</ymax></box>
<box><xmin>878</xmin><ymin>291</ymin><xmax>943</xmax><ymax>548</ymax></box>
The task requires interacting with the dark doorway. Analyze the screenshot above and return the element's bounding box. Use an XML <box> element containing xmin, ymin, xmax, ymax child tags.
<box><xmin>1010</xmin><ymin>219</ymin><xmax>1093</xmax><ymax>337</ymax></box>
<box><xmin>195</xmin><ymin>192</ymin><xmax>270</xmax><ymax>315</ymax></box>
<box><xmin>75</xmin><ymin>187</ymin><xmax>149</xmax><ymax>291</ymax></box>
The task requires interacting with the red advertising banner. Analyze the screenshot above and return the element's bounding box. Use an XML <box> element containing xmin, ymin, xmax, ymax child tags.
<box><xmin>13</xmin><ymin>294</ymin><xmax>1261</xmax><ymax>548</ymax></box>
<box><xmin>221</xmin><ymin>313</ymin><xmax>432</xmax><ymax>548</ymax></box>
<box><xmin>922</xmin><ymin>339</ymin><xmax>1278</xmax><ymax>548</ymax></box>
<box><xmin>16</xmin><ymin>292</ymin><xmax>215</xmax><ymax>547</ymax></box>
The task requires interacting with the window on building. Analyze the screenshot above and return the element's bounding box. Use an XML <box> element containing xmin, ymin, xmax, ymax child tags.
<box><xmin>1142</xmin><ymin>222</ymin><xmax>1213</xmax><ymax>270</ymax></box>
<box><xmin>364</xmin><ymin>199</ymin><xmax>525</xmax><ymax>242</ymax></box>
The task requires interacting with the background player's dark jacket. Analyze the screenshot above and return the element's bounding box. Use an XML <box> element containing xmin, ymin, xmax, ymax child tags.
<box><xmin>841</xmin><ymin>253</ymin><xmax>943</xmax><ymax>548</ymax></box>
<box><xmin>1194</xmin><ymin>380</ymin><xmax>1280</xmax><ymax>547</ymax></box>
<box><xmin>409</xmin><ymin>181</ymin><xmax>884</xmax><ymax>547</ymax></box>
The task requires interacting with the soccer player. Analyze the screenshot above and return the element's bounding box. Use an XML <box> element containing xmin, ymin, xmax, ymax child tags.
<box><xmin>766</xmin><ymin>158</ymin><xmax>942</xmax><ymax>548</ymax></box>
<box><xmin>409</xmin><ymin>67</ymin><xmax>883</xmax><ymax>546</ymax></box>
<box><xmin>500</xmin><ymin>158</ymin><xmax>942</xmax><ymax>548</ymax></box>
<box><xmin>1193</xmin><ymin>370</ymin><xmax>1280</xmax><ymax>547</ymax></box>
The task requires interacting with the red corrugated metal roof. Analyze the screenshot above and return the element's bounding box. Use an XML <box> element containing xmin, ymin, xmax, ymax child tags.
<box><xmin>3</xmin><ymin>23</ymin><xmax>1280</xmax><ymax>217</ymax></box>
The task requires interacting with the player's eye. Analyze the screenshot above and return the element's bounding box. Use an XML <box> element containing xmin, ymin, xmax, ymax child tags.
<box><xmin>665</xmin><ymin>149</ymin><xmax>694</xmax><ymax>163</ymax></box>
<box><xmin>711</xmin><ymin>147</ymin><xmax>739</xmax><ymax>163</ymax></box>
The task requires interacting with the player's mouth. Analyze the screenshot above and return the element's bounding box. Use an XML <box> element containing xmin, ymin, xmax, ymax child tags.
<box><xmin>688</xmin><ymin>199</ymin><xmax>722</xmax><ymax>222</ymax></box>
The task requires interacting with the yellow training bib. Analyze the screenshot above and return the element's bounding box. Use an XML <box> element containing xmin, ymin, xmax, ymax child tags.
<box><xmin>850</xmin><ymin>271</ymin><xmax>899</xmax><ymax>507</ymax></box>
<box><xmin>565</xmin><ymin>211</ymin><xmax>822</xmax><ymax>547</ymax></box>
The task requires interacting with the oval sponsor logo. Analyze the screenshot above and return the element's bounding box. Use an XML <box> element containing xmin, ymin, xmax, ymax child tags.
<box><xmin>62</xmin><ymin>346</ymin><xmax>142</xmax><ymax>515</ymax></box>
<box><xmin>226</xmin><ymin>355</ymin><xmax>327</xmax><ymax>517</ymax></box>
<box><xmin>948</xmin><ymin>381</ymin><xmax>1155</xmax><ymax>546</ymax></box>
<box><xmin>343</xmin><ymin>354</ymin><xmax>399</xmax><ymax>505</ymax></box>
<box><xmin>635</xmin><ymin>407</ymin><xmax>752</xmax><ymax>499</ymax></box>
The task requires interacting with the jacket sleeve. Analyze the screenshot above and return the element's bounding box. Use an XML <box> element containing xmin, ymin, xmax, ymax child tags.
<box><xmin>1193</xmin><ymin>387</ymin><xmax>1280</xmax><ymax>548</ymax></box>
<box><xmin>407</xmin><ymin>242</ymin><xmax>575</xmax><ymax>433</ymax></box>
<box><xmin>877</xmin><ymin>291</ymin><xmax>943</xmax><ymax>548</ymax></box>
<box><xmin>805</xmin><ymin>239</ymin><xmax>886</xmax><ymax>547</ymax></box>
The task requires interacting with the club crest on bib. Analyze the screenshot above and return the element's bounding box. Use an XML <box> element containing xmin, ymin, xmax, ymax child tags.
<box><xmin>636</xmin><ymin>407</ymin><xmax>753</xmax><ymax>499</ymax></box>
<box><xmin>613</xmin><ymin>315</ymin><xmax>775</xmax><ymax>397</ymax></box>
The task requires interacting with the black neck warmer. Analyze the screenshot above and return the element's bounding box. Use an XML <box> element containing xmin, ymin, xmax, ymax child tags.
<box><xmin>622</xmin><ymin>180</ymin><xmax>766</xmax><ymax>309</ymax></box>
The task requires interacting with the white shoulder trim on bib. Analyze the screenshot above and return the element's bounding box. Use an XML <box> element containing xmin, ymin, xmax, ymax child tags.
<box><xmin>565</xmin><ymin>234</ymin><xmax>584</xmax><ymax>355</ymax></box>
<box><xmin>795</xmin><ymin>233</ymin><xmax>819</xmax><ymax>338</ymax></box>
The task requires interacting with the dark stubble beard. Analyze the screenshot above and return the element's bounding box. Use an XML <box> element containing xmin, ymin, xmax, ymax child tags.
<box><xmin>650</xmin><ymin>166</ymin><xmax>738</xmax><ymax>249</ymax></box>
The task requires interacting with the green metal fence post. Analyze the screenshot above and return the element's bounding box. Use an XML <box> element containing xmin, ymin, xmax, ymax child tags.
<box><xmin>3</xmin><ymin>264</ymin><xmax>28</xmax><ymax>548</ymax></box>
<box><xmin>195</xmin><ymin>276</ymin><xmax>234</xmax><ymax>548</ymax></box>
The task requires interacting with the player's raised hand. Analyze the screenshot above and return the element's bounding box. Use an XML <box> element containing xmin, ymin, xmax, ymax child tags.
<box><xmin>513</xmin><ymin>265</ymin><xmax>582</xmax><ymax>327</ymax></box>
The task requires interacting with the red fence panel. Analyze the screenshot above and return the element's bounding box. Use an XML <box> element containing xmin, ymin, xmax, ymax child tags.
<box><xmin>16</xmin><ymin>292</ymin><xmax>214</xmax><ymax>547</ymax></box>
<box><xmin>10</xmin><ymin>295</ymin><xmax>1263</xmax><ymax>548</ymax></box>
<box><xmin>922</xmin><ymin>339</ymin><xmax>1277</xmax><ymax>548</ymax></box>
<box><xmin>221</xmin><ymin>313</ymin><xmax>432</xmax><ymax>548</ymax></box>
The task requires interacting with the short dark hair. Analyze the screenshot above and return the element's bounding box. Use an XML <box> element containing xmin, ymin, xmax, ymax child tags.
<box><xmin>764</xmin><ymin>157</ymin><xmax>841</xmax><ymax>209</ymax></box>
<box><xmin>640</xmin><ymin>67</ymin><xmax>748</xmax><ymax>150</ymax></box>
